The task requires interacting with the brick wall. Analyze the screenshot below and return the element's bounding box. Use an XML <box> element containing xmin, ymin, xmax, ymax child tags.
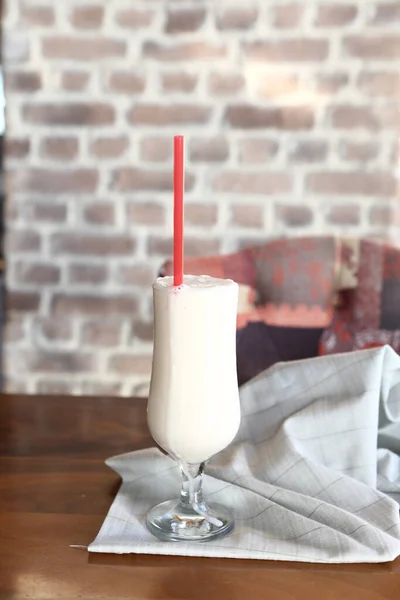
<box><xmin>3</xmin><ymin>0</ymin><xmax>400</xmax><ymax>395</ymax></box>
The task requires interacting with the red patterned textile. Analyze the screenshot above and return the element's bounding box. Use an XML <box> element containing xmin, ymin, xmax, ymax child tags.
<box><xmin>162</xmin><ymin>236</ymin><xmax>337</xmax><ymax>328</ymax></box>
<box><xmin>320</xmin><ymin>240</ymin><xmax>400</xmax><ymax>355</ymax></box>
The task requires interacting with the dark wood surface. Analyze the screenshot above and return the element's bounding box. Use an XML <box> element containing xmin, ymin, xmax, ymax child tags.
<box><xmin>1</xmin><ymin>394</ymin><xmax>399</xmax><ymax>600</ymax></box>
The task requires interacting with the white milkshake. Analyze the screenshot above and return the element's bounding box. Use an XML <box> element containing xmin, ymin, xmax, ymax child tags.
<box><xmin>147</xmin><ymin>275</ymin><xmax>241</xmax><ymax>465</ymax></box>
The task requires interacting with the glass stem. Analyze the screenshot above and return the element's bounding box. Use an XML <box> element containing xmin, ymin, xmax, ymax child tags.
<box><xmin>179</xmin><ymin>462</ymin><xmax>205</xmax><ymax>508</ymax></box>
<box><xmin>179</xmin><ymin>461</ymin><xmax>223</xmax><ymax>527</ymax></box>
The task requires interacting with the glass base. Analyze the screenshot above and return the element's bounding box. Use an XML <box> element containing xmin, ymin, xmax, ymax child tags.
<box><xmin>146</xmin><ymin>499</ymin><xmax>234</xmax><ymax>542</ymax></box>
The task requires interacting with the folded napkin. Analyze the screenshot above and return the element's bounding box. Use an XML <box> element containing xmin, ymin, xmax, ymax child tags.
<box><xmin>89</xmin><ymin>346</ymin><xmax>400</xmax><ymax>563</ymax></box>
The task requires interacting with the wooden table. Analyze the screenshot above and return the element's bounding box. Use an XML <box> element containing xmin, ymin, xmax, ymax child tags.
<box><xmin>1</xmin><ymin>394</ymin><xmax>399</xmax><ymax>600</ymax></box>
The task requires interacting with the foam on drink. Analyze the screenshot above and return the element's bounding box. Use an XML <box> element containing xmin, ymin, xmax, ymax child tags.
<box><xmin>147</xmin><ymin>274</ymin><xmax>241</xmax><ymax>465</ymax></box>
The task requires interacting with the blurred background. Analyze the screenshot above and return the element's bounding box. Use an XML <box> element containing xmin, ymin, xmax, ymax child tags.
<box><xmin>2</xmin><ymin>0</ymin><xmax>399</xmax><ymax>396</ymax></box>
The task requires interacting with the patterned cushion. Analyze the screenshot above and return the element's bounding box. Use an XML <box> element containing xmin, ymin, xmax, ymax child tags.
<box><xmin>162</xmin><ymin>236</ymin><xmax>337</xmax><ymax>328</ymax></box>
<box><xmin>320</xmin><ymin>239</ymin><xmax>400</xmax><ymax>356</ymax></box>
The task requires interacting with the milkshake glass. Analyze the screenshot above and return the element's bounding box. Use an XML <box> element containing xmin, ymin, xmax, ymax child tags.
<box><xmin>146</xmin><ymin>275</ymin><xmax>241</xmax><ymax>541</ymax></box>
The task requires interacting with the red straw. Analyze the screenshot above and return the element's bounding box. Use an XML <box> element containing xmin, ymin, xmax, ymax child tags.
<box><xmin>173</xmin><ymin>135</ymin><xmax>184</xmax><ymax>287</ymax></box>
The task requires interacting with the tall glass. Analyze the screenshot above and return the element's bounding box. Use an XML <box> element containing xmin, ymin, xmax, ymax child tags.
<box><xmin>146</xmin><ymin>275</ymin><xmax>241</xmax><ymax>542</ymax></box>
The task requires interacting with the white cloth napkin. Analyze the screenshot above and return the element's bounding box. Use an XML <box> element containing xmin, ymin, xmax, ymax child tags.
<box><xmin>89</xmin><ymin>346</ymin><xmax>400</xmax><ymax>563</ymax></box>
